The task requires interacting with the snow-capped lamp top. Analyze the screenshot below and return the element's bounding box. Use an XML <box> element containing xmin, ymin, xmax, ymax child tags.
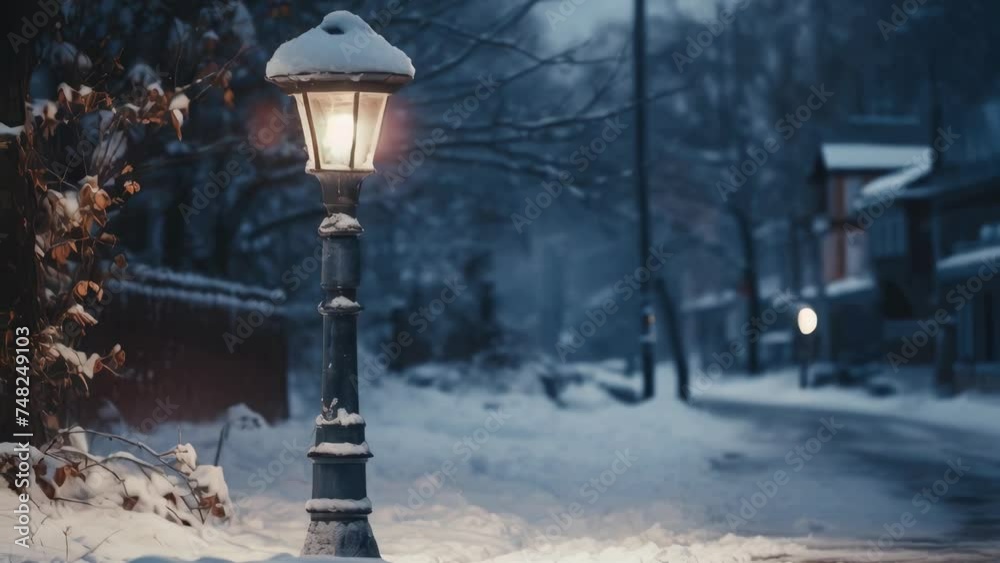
<box><xmin>266</xmin><ymin>11</ymin><xmax>414</xmax><ymax>93</ymax></box>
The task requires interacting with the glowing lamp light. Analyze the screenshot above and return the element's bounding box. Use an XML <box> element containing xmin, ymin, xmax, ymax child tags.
<box><xmin>797</xmin><ymin>306</ymin><xmax>818</xmax><ymax>336</ymax></box>
<box><xmin>290</xmin><ymin>90</ymin><xmax>390</xmax><ymax>171</ymax></box>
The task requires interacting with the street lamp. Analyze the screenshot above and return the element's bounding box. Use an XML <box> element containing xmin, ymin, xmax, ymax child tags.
<box><xmin>266</xmin><ymin>11</ymin><xmax>414</xmax><ymax>558</ymax></box>
<box><xmin>796</xmin><ymin>305</ymin><xmax>818</xmax><ymax>389</ymax></box>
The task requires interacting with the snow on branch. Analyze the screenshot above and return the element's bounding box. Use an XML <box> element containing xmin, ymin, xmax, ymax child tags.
<box><xmin>1</xmin><ymin>429</ymin><xmax>235</xmax><ymax>528</ymax></box>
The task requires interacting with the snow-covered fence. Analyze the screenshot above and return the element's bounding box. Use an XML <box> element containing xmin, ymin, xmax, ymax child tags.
<box><xmin>80</xmin><ymin>265</ymin><xmax>289</xmax><ymax>426</ymax></box>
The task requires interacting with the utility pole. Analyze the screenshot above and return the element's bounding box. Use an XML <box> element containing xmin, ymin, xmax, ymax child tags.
<box><xmin>634</xmin><ymin>0</ymin><xmax>656</xmax><ymax>400</ymax></box>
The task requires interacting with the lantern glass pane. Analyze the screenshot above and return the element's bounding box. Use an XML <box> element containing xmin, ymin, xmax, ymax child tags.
<box><xmin>292</xmin><ymin>94</ymin><xmax>315</xmax><ymax>169</ymax></box>
<box><xmin>308</xmin><ymin>91</ymin><xmax>357</xmax><ymax>170</ymax></box>
<box><xmin>354</xmin><ymin>93</ymin><xmax>388</xmax><ymax>171</ymax></box>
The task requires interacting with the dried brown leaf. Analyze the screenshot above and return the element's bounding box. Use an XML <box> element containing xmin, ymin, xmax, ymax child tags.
<box><xmin>93</xmin><ymin>189</ymin><xmax>111</xmax><ymax>211</ymax></box>
<box><xmin>111</xmin><ymin>347</ymin><xmax>126</xmax><ymax>368</ymax></box>
<box><xmin>74</xmin><ymin>280</ymin><xmax>89</xmax><ymax>298</ymax></box>
<box><xmin>51</xmin><ymin>244</ymin><xmax>71</xmax><ymax>264</ymax></box>
<box><xmin>54</xmin><ymin>463</ymin><xmax>82</xmax><ymax>486</ymax></box>
<box><xmin>79</xmin><ymin>183</ymin><xmax>94</xmax><ymax>207</ymax></box>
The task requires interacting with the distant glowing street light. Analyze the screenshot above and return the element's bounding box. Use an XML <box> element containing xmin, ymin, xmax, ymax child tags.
<box><xmin>797</xmin><ymin>306</ymin><xmax>818</xmax><ymax>336</ymax></box>
<box><xmin>267</xmin><ymin>11</ymin><xmax>414</xmax><ymax>559</ymax></box>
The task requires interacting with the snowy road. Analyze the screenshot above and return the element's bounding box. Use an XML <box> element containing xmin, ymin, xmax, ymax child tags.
<box><xmin>696</xmin><ymin>396</ymin><xmax>1000</xmax><ymax>560</ymax></box>
<box><xmin>5</xmin><ymin>366</ymin><xmax>1000</xmax><ymax>562</ymax></box>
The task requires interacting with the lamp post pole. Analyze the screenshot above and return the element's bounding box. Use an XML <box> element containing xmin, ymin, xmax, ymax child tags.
<box><xmin>799</xmin><ymin>333</ymin><xmax>812</xmax><ymax>389</ymax></box>
<box><xmin>796</xmin><ymin>306</ymin><xmax>818</xmax><ymax>391</ymax></box>
<box><xmin>302</xmin><ymin>171</ymin><xmax>381</xmax><ymax>557</ymax></box>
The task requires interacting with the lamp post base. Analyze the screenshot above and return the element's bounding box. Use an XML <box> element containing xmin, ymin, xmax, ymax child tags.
<box><xmin>302</xmin><ymin>518</ymin><xmax>381</xmax><ymax>558</ymax></box>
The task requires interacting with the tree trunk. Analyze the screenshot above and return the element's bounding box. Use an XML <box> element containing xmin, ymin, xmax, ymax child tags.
<box><xmin>0</xmin><ymin>3</ymin><xmax>40</xmax><ymax>444</ymax></box>
<box><xmin>634</xmin><ymin>0</ymin><xmax>655</xmax><ymax>400</ymax></box>
<box><xmin>732</xmin><ymin>208</ymin><xmax>761</xmax><ymax>375</ymax></box>
<box><xmin>653</xmin><ymin>275</ymin><xmax>690</xmax><ymax>402</ymax></box>
<box><xmin>539</xmin><ymin>240</ymin><xmax>565</xmax><ymax>350</ymax></box>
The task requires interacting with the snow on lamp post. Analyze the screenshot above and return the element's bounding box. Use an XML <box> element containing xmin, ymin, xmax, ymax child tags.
<box><xmin>266</xmin><ymin>11</ymin><xmax>414</xmax><ymax>558</ymax></box>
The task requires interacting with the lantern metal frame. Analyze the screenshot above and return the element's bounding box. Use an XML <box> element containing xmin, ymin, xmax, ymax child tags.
<box><xmin>270</xmin><ymin>73</ymin><xmax>410</xmax><ymax>174</ymax></box>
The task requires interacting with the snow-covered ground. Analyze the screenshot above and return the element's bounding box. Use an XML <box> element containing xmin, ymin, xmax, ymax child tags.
<box><xmin>3</xmin><ymin>363</ymin><xmax>999</xmax><ymax>562</ymax></box>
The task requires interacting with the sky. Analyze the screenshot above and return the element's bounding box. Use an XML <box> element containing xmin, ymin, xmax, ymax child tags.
<box><xmin>538</xmin><ymin>0</ymin><xmax>723</xmax><ymax>48</ymax></box>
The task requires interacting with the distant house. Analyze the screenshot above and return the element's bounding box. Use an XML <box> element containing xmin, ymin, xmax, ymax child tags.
<box><xmin>926</xmin><ymin>162</ymin><xmax>1000</xmax><ymax>389</ymax></box>
<box><xmin>854</xmin><ymin>159</ymin><xmax>936</xmax><ymax>367</ymax></box>
<box><xmin>681</xmin><ymin>116</ymin><xmax>932</xmax><ymax>373</ymax></box>
<box><xmin>681</xmin><ymin>112</ymin><xmax>1000</xmax><ymax>385</ymax></box>
<box><xmin>807</xmin><ymin>115</ymin><xmax>930</xmax><ymax>366</ymax></box>
<box><xmin>853</xmin><ymin>98</ymin><xmax>1000</xmax><ymax>391</ymax></box>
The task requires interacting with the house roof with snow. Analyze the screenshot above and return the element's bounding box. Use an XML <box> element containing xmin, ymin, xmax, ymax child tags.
<box><xmin>812</xmin><ymin>115</ymin><xmax>930</xmax><ymax>176</ymax></box>
<box><xmin>937</xmin><ymin>243</ymin><xmax>1000</xmax><ymax>280</ymax></box>
<box><xmin>821</xmin><ymin>144</ymin><xmax>931</xmax><ymax>172</ymax></box>
<box><xmin>857</xmin><ymin>157</ymin><xmax>933</xmax><ymax>206</ymax></box>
